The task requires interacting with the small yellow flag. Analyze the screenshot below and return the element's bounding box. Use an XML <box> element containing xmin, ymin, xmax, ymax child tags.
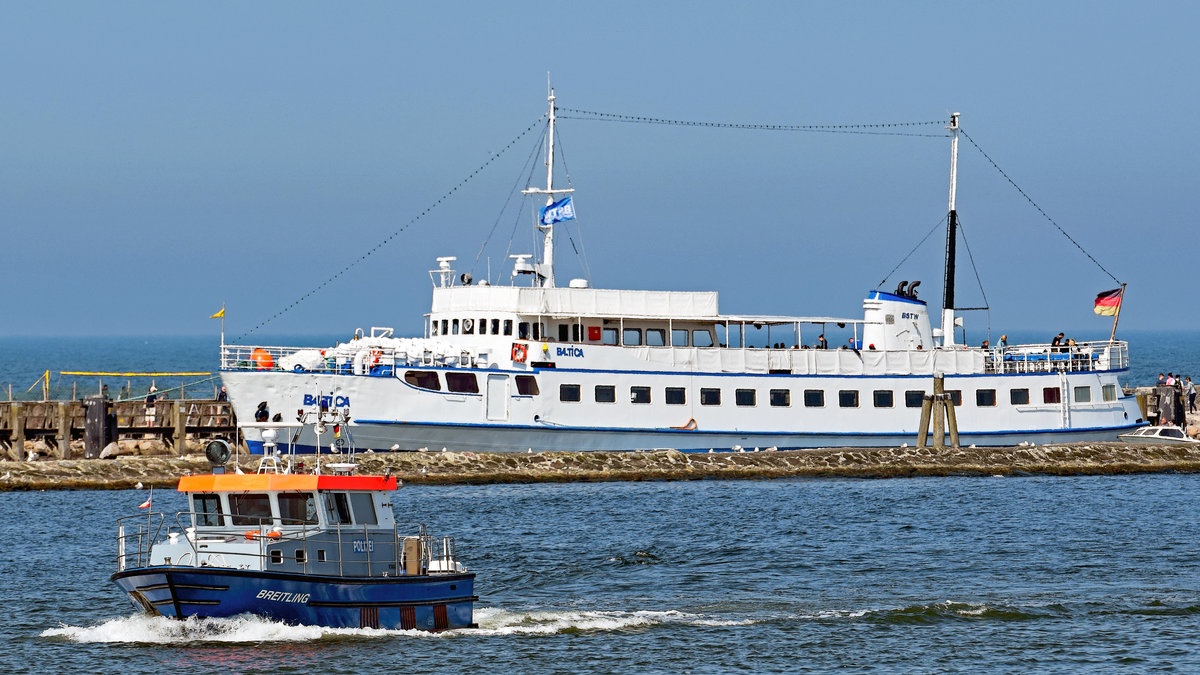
<box><xmin>210</xmin><ymin>307</ymin><xmax>225</xmax><ymax>319</ymax></box>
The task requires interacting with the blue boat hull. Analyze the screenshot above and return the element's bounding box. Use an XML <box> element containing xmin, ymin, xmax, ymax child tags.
<box><xmin>111</xmin><ymin>566</ymin><xmax>476</xmax><ymax>630</ymax></box>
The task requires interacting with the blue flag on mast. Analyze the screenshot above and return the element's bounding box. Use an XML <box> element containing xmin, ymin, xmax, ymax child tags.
<box><xmin>539</xmin><ymin>197</ymin><xmax>576</xmax><ymax>225</ymax></box>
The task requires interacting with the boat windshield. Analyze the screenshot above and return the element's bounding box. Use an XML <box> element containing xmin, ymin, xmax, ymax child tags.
<box><xmin>230</xmin><ymin>494</ymin><xmax>272</xmax><ymax>526</ymax></box>
<box><xmin>278</xmin><ymin>492</ymin><xmax>319</xmax><ymax>525</ymax></box>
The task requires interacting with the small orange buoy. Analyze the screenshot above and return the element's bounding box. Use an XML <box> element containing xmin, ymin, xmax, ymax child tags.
<box><xmin>251</xmin><ymin>348</ymin><xmax>274</xmax><ymax>370</ymax></box>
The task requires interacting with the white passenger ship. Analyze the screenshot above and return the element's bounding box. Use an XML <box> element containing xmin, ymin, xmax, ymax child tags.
<box><xmin>220</xmin><ymin>94</ymin><xmax>1143</xmax><ymax>453</ymax></box>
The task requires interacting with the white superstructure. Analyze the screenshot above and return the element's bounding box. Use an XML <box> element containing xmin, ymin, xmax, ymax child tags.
<box><xmin>220</xmin><ymin>96</ymin><xmax>1143</xmax><ymax>453</ymax></box>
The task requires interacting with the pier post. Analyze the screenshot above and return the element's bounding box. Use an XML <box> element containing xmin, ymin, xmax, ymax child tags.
<box><xmin>9</xmin><ymin>402</ymin><xmax>25</xmax><ymax>460</ymax></box>
<box><xmin>57</xmin><ymin>401</ymin><xmax>70</xmax><ymax>459</ymax></box>
<box><xmin>172</xmin><ymin>401</ymin><xmax>186</xmax><ymax>455</ymax></box>
<box><xmin>932</xmin><ymin>376</ymin><xmax>946</xmax><ymax>448</ymax></box>
<box><xmin>945</xmin><ymin>394</ymin><xmax>960</xmax><ymax>449</ymax></box>
<box><xmin>916</xmin><ymin>397</ymin><xmax>933</xmax><ymax>448</ymax></box>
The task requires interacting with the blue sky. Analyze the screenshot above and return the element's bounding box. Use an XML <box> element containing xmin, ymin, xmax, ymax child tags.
<box><xmin>2</xmin><ymin>1</ymin><xmax>1196</xmax><ymax>340</ymax></box>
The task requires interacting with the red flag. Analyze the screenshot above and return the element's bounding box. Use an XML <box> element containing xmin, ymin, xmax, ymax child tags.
<box><xmin>139</xmin><ymin>486</ymin><xmax>152</xmax><ymax>508</ymax></box>
<box><xmin>1093</xmin><ymin>287</ymin><xmax>1123</xmax><ymax>316</ymax></box>
<box><xmin>138</xmin><ymin>498</ymin><xmax>151</xmax><ymax>509</ymax></box>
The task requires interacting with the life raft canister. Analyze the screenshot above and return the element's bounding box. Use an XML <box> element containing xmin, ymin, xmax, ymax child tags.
<box><xmin>511</xmin><ymin>342</ymin><xmax>527</xmax><ymax>363</ymax></box>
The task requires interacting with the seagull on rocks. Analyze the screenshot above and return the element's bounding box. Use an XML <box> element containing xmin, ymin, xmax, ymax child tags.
<box><xmin>135</xmin><ymin>481</ymin><xmax>144</xmax><ymax>490</ymax></box>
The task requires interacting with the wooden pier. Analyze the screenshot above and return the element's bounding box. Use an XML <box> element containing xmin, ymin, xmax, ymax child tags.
<box><xmin>0</xmin><ymin>399</ymin><xmax>235</xmax><ymax>460</ymax></box>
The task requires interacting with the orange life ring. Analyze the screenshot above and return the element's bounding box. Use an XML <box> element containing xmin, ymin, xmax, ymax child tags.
<box><xmin>511</xmin><ymin>343</ymin><xmax>527</xmax><ymax>363</ymax></box>
<box><xmin>244</xmin><ymin>530</ymin><xmax>259</xmax><ymax>539</ymax></box>
<box><xmin>369</xmin><ymin>350</ymin><xmax>382</xmax><ymax>366</ymax></box>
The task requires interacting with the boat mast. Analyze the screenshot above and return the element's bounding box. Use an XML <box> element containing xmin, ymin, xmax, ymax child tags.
<box><xmin>522</xmin><ymin>87</ymin><xmax>574</xmax><ymax>288</ymax></box>
<box><xmin>941</xmin><ymin>112</ymin><xmax>961</xmax><ymax>347</ymax></box>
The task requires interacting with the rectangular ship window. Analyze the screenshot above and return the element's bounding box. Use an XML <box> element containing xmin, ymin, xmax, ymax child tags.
<box><xmin>905</xmin><ymin>390</ymin><xmax>925</xmax><ymax>408</ymax></box>
<box><xmin>559</xmin><ymin>384</ymin><xmax>581</xmax><ymax>402</ymax></box>
<box><xmin>1102</xmin><ymin>384</ymin><xmax>1117</xmax><ymax>401</ymax></box>
<box><xmin>839</xmin><ymin>390</ymin><xmax>859</xmax><ymax>408</ymax></box>
<box><xmin>452</xmin><ymin>319</ymin><xmax>459</xmax><ymax>335</ymax></box>
<box><xmin>700</xmin><ymin>388</ymin><xmax>721</xmax><ymax>406</ymax></box>
<box><xmin>572</xmin><ymin>324</ymin><xmax>581</xmax><ymax>342</ymax></box>
<box><xmin>770</xmin><ymin>389</ymin><xmax>790</xmax><ymax>407</ymax></box>
<box><xmin>623</xmin><ymin>328</ymin><xmax>642</xmax><ymax>346</ymax></box>
<box><xmin>515</xmin><ymin>375</ymin><xmax>539</xmax><ymax>396</ymax></box>
<box><xmin>278</xmin><ymin>493</ymin><xmax>318</xmax><ymax>525</ymax></box>
<box><xmin>518</xmin><ymin>322</ymin><xmax>530</xmax><ymax>339</ymax></box>
<box><xmin>873</xmin><ymin>390</ymin><xmax>893</xmax><ymax>408</ymax></box>
<box><xmin>478</xmin><ymin>318</ymin><xmax>487</xmax><ymax>335</ymax></box>
<box><xmin>595</xmin><ymin>385</ymin><xmax>616</xmax><ymax>403</ymax></box>
<box><xmin>804</xmin><ymin>390</ymin><xmax>824</xmax><ymax>407</ymax></box>
<box><xmin>558</xmin><ymin>324</ymin><xmax>569</xmax><ymax>342</ymax></box>
<box><xmin>446</xmin><ymin>372</ymin><xmax>479</xmax><ymax>394</ymax></box>
<box><xmin>229</xmin><ymin>494</ymin><xmax>272</xmax><ymax>526</ymax></box>
<box><xmin>349</xmin><ymin>493</ymin><xmax>377</xmax><ymax>525</ymax></box>
<box><xmin>193</xmin><ymin>493</ymin><xmax>224</xmax><ymax>527</ymax></box>
<box><xmin>672</xmin><ymin>329</ymin><xmax>689</xmax><ymax>347</ymax></box>
<box><xmin>735</xmin><ymin>389</ymin><xmax>756</xmax><ymax>407</ymax></box>
<box><xmin>1010</xmin><ymin>388</ymin><xmax>1030</xmax><ymax>405</ymax></box>
<box><xmin>630</xmin><ymin>386</ymin><xmax>651</xmax><ymax>404</ymax></box>
<box><xmin>646</xmin><ymin>329</ymin><xmax>666</xmax><ymax>346</ymax></box>
<box><xmin>602</xmin><ymin>328</ymin><xmax>618</xmax><ymax>345</ymax></box>
<box><xmin>1043</xmin><ymin>387</ymin><xmax>1061</xmax><ymax>404</ymax></box>
<box><xmin>492</xmin><ymin>319</ymin><xmax>501</xmax><ymax>335</ymax></box>
<box><xmin>502</xmin><ymin>319</ymin><xmax>512</xmax><ymax>336</ymax></box>
<box><xmin>665</xmin><ymin>387</ymin><xmax>686</xmax><ymax>405</ymax></box>
<box><xmin>976</xmin><ymin>389</ymin><xmax>997</xmax><ymax>407</ymax></box>
<box><xmin>1074</xmin><ymin>386</ymin><xmax>1091</xmax><ymax>403</ymax></box>
<box><xmin>692</xmin><ymin>330</ymin><xmax>714</xmax><ymax>347</ymax></box>
<box><xmin>404</xmin><ymin>371</ymin><xmax>441</xmax><ymax>391</ymax></box>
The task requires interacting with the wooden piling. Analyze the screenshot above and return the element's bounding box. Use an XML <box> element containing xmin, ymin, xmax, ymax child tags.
<box><xmin>9</xmin><ymin>402</ymin><xmax>24</xmax><ymax>460</ymax></box>
<box><xmin>57</xmin><ymin>401</ymin><xmax>70</xmax><ymax>459</ymax></box>
<box><xmin>917</xmin><ymin>397</ymin><xmax>933</xmax><ymax>448</ymax></box>
<box><xmin>945</xmin><ymin>394</ymin><xmax>960</xmax><ymax>449</ymax></box>
<box><xmin>172</xmin><ymin>401</ymin><xmax>186</xmax><ymax>455</ymax></box>
<box><xmin>932</xmin><ymin>376</ymin><xmax>946</xmax><ymax>448</ymax></box>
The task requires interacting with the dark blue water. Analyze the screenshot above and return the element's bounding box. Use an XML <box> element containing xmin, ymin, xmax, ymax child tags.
<box><xmin>6</xmin><ymin>476</ymin><xmax>1200</xmax><ymax>673</ymax></box>
<box><xmin>0</xmin><ymin>329</ymin><xmax>1196</xmax><ymax>401</ymax></box>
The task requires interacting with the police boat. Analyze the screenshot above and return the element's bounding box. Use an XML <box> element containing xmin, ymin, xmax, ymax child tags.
<box><xmin>111</xmin><ymin>406</ymin><xmax>476</xmax><ymax>631</ymax></box>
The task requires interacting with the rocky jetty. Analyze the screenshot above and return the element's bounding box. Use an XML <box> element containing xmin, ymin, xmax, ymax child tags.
<box><xmin>3</xmin><ymin>443</ymin><xmax>1200</xmax><ymax>491</ymax></box>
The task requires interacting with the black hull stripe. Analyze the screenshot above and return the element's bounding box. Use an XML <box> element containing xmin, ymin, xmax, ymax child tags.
<box><xmin>137</xmin><ymin>583</ymin><xmax>229</xmax><ymax>592</ymax></box>
<box><xmin>308</xmin><ymin>595</ymin><xmax>479</xmax><ymax>608</ymax></box>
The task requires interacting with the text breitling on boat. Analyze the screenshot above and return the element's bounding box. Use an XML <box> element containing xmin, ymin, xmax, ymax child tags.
<box><xmin>218</xmin><ymin>92</ymin><xmax>1144</xmax><ymax>454</ymax></box>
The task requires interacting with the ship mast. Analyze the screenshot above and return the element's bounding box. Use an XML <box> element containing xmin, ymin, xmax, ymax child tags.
<box><xmin>521</xmin><ymin>88</ymin><xmax>574</xmax><ymax>288</ymax></box>
<box><xmin>941</xmin><ymin>112</ymin><xmax>961</xmax><ymax>347</ymax></box>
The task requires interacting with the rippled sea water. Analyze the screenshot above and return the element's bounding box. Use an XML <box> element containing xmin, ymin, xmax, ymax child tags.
<box><xmin>6</xmin><ymin>475</ymin><xmax>1200</xmax><ymax>673</ymax></box>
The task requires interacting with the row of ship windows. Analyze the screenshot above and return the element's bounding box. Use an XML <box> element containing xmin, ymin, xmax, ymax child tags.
<box><xmin>557</xmin><ymin>383</ymin><xmax>1121</xmax><ymax>407</ymax></box>
<box><xmin>399</xmin><ymin>369</ymin><xmax>1120</xmax><ymax>407</ymax></box>
<box><xmin>429</xmin><ymin>318</ymin><xmax>714</xmax><ymax>346</ymax></box>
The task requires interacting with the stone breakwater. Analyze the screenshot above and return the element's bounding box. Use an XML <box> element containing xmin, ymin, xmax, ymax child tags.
<box><xmin>3</xmin><ymin>443</ymin><xmax>1200</xmax><ymax>491</ymax></box>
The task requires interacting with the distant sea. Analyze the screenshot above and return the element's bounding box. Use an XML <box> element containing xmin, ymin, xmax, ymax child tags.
<box><xmin>0</xmin><ymin>329</ymin><xmax>1195</xmax><ymax>401</ymax></box>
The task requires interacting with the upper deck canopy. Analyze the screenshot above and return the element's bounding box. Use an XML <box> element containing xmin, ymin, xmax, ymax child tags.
<box><xmin>178</xmin><ymin>474</ymin><xmax>398</xmax><ymax>493</ymax></box>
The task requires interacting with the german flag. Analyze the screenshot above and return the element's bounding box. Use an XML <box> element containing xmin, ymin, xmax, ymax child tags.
<box><xmin>1094</xmin><ymin>287</ymin><xmax>1123</xmax><ymax>316</ymax></box>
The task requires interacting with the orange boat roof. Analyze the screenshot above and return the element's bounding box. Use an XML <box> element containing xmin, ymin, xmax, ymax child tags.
<box><xmin>178</xmin><ymin>474</ymin><xmax>399</xmax><ymax>493</ymax></box>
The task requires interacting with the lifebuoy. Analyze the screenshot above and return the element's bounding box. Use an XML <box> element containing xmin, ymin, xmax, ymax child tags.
<box><xmin>369</xmin><ymin>350</ymin><xmax>381</xmax><ymax>366</ymax></box>
<box><xmin>511</xmin><ymin>342</ymin><xmax>527</xmax><ymax>363</ymax></box>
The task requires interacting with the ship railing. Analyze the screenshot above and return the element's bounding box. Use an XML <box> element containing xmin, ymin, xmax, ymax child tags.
<box><xmin>116</xmin><ymin>512</ymin><xmax>165</xmax><ymax>572</ymax></box>
<box><xmin>984</xmin><ymin>340</ymin><xmax>1128</xmax><ymax>375</ymax></box>
<box><xmin>220</xmin><ymin>344</ymin><xmax>488</xmax><ymax>374</ymax></box>
<box><xmin>135</xmin><ymin>512</ymin><xmax>458</xmax><ymax>578</ymax></box>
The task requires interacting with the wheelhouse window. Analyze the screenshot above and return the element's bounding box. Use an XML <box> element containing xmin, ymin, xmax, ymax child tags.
<box><xmin>515</xmin><ymin>375</ymin><xmax>539</xmax><ymax>396</ymax></box>
<box><xmin>440</xmin><ymin>319</ymin><xmax>448</xmax><ymax>335</ymax></box>
<box><xmin>1074</xmin><ymin>386</ymin><xmax>1091</xmax><ymax>403</ymax></box>
<box><xmin>503</xmin><ymin>319</ymin><xmax>512</xmax><ymax>336</ymax></box>
<box><xmin>1043</xmin><ymin>387</ymin><xmax>1061</xmax><ymax>404</ymax></box>
<box><xmin>193</xmin><ymin>493</ymin><xmax>224</xmax><ymax>527</ymax></box>
<box><xmin>1010</xmin><ymin>388</ymin><xmax>1030</xmax><ymax>405</ymax></box>
<box><xmin>595</xmin><ymin>385</ymin><xmax>616</xmax><ymax>403</ymax></box>
<box><xmin>1102</xmin><ymin>384</ymin><xmax>1118</xmax><ymax>402</ymax></box>
<box><xmin>666</xmin><ymin>387</ymin><xmax>686</xmax><ymax>405</ymax></box>
<box><xmin>325</xmin><ymin>493</ymin><xmax>352</xmax><ymax>525</ymax></box>
<box><xmin>770</xmin><ymin>389</ymin><xmax>790</xmax><ymax>407</ymax></box>
<box><xmin>278</xmin><ymin>492</ymin><xmax>318</xmax><ymax>525</ymax></box>
<box><xmin>349</xmin><ymin>493</ymin><xmax>377</xmax><ymax>525</ymax></box>
<box><xmin>519</xmin><ymin>322</ymin><xmax>530</xmax><ymax>339</ymax></box>
<box><xmin>623</xmin><ymin>328</ymin><xmax>642</xmax><ymax>346</ymax></box>
<box><xmin>692</xmin><ymin>330</ymin><xmax>714</xmax><ymax>347</ymax></box>
<box><xmin>492</xmin><ymin>319</ymin><xmax>501</xmax><ymax>335</ymax></box>
<box><xmin>430</xmin><ymin>321</ymin><xmax>439</xmax><ymax>336</ymax></box>
<box><xmin>700</xmin><ymin>388</ymin><xmax>721</xmax><ymax>406</ymax></box>
<box><xmin>976</xmin><ymin>389</ymin><xmax>996</xmax><ymax>407</ymax></box>
<box><xmin>572</xmin><ymin>324</ymin><xmax>581</xmax><ymax>342</ymax></box>
<box><xmin>602</xmin><ymin>328</ymin><xmax>619</xmax><ymax>345</ymax></box>
<box><xmin>839</xmin><ymin>390</ymin><xmax>859</xmax><ymax>408</ymax></box>
<box><xmin>873</xmin><ymin>390</ymin><xmax>894</xmax><ymax>408</ymax></box>
<box><xmin>735</xmin><ymin>389</ymin><xmax>756</xmax><ymax>407</ymax></box>
<box><xmin>230</xmin><ymin>493</ymin><xmax>272</xmax><ymax>526</ymax></box>
<box><xmin>446</xmin><ymin>372</ymin><xmax>480</xmax><ymax>394</ymax></box>
<box><xmin>452</xmin><ymin>319</ymin><xmax>459</xmax><ymax>335</ymax></box>
<box><xmin>905</xmin><ymin>390</ymin><xmax>925</xmax><ymax>408</ymax></box>
<box><xmin>804</xmin><ymin>390</ymin><xmax>824</xmax><ymax>407</ymax></box>
<box><xmin>559</xmin><ymin>384</ymin><xmax>581</xmax><ymax>402</ymax></box>
<box><xmin>630</xmin><ymin>386</ymin><xmax>651</xmax><ymax>404</ymax></box>
<box><xmin>477</xmin><ymin>318</ymin><xmax>487</xmax><ymax>335</ymax></box>
<box><xmin>646</xmin><ymin>329</ymin><xmax>667</xmax><ymax>347</ymax></box>
<box><xmin>404</xmin><ymin>371</ymin><xmax>441</xmax><ymax>391</ymax></box>
<box><xmin>672</xmin><ymin>329</ymin><xmax>689</xmax><ymax>347</ymax></box>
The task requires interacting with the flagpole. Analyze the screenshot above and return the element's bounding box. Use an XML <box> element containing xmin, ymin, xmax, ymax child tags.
<box><xmin>1108</xmin><ymin>283</ymin><xmax>1127</xmax><ymax>342</ymax></box>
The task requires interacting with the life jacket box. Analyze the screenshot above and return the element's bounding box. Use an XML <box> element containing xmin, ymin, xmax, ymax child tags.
<box><xmin>403</xmin><ymin>537</ymin><xmax>421</xmax><ymax>576</ymax></box>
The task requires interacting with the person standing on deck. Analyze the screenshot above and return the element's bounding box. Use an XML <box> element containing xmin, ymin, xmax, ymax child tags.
<box><xmin>1186</xmin><ymin>377</ymin><xmax>1196</xmax><ymax>413</ymax></box>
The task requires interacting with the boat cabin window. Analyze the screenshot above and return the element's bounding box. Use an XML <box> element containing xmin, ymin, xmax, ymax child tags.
<box><xmin>735</xmin><ymin>389</ymin><xmax>756</xmax><ymax>407</ymax></box>
<box><xmin>560</xmin><ymin>384</ymin><xmax>581</xmax><ymax>402</ymax></box>
<box><xmin>839</xmin><ymin>390</ymin><xmax>859</xmax><ymax>408</ymax></box>
<box><xmin>446</xmin><ymin>372</ymin><xmax>480</xmax><ymax>394</ymax></box>
<box><xmin>1102</xmin><ymin>384</ymin><xmax>1118</xmax><ymax>402</ymax></box>
<box><xmin>503</xmin><ymin>319</ymin><xmax>513</xmax><ymax>336</ymax></box>
<box><xmin>278</xmin><ymin>492</ymin><xmax>318</xmax><ymax>525</ymax></box>
<box><xmin>479</xmin><ymin>317</ymin><xmax>487</xmax><ymax>335</ymax></box>
<box><xmin>1163</xmin><ymin>428</ymin><xmax>1185</xmax><ymax>439</ymax></box>
<box><xmin>1043</xmin><ymin>387</ymin><xmax>1061</xmax><ymax>404</ymax></box>
<box><xmin>770</xmin><ymin>389</ymin><xmax>790</xmax><ymax>407</ymax></box>
<box><xmin>515</xmin><ymin>375</ymin><xmax>540</xmax><ymax>395</ymax></box>
<box><xmin>646</xmin><ymin>329</ymin><xmax>667</xmax><ymax>347</ymax></box>
<box><xmin>905</xmin><ymin>391</ymin><xmax>925</xmax><ymax>408</ymax></box>
<box><xmin>325</xmin><ymin>493</ymin><xmax>352</xmax><ymax>525</ymax></box>
<box><xmin>572</xmin><ymin>324</ymin><xmax>581</xmax><ymax>342</ymax></box>
<box><xmin>701</xmin><ymin>388</ymin><xmax>721</xmax><ymax>406</ymax></box>
<box><xmin>430</xmin><ymin>321</ymin><xmax>439</xmax><ymax>336</ymax></box>
<box><xmin>623</xmin><ymin>328</ymin><xmax>642</xmax><ymax>346</ymax></box>
<box><xmin>672</xmin><ymin>329</ymin><xmax>689</xmax><ymax>347</ymax></box>
<box><xmin>804</xmin><ymin>390</ymin><xmax>824</xmax><ymax>407</ymax></box>
<box><xmin>976</xmin><ymin>389</ymin><xmax>996</xmax><ymax>407</ymax></box>
<box><xmin>349</xmin><ymin>493</ymin><xmax>378</xmax><ymax>525</ymax></box>
<box><xmin>692</xmin><ymin>330</ymin><xmax>714</xmax><ymax>347</ymax></box>
<box><xmin>230</xmin><ymin>494</ymin><xmax>272</xmax><ymax>526</ymax></box>
<box><xmin>492</xmin><ymin>319</ymin><xmax>501</xmax><ymax>335</ymax></box>
<box><xmin>1010</xmin><ymin>388</ymin><xmax>1030</xmax><ymax>405</ymax></box>
<box><xmin>193</xmin><ymin>493</ymin><xmax>224</xmax><ymax>527</ymax></box>
<box><xmin>533</xmin><ymin>322</ymin><xmax>542</xmax><ymax>340</ymax></box>
<box><xmin>1073</xmin><ymin>386</ymin><xmax>1091</xmax><ymax>403</ymax></box>
<box><xmin>631</xmin><ymin>386</ymin><xmax>651</xmax><ymax>404</ymax></box>
<box><xmin>452</xmin><ymin>319</ymin><xmax>459</xmax><ymax>335</ymax></box>
<box><xmin>405</xmin><ymin>371</ymin><xmax>441</xmax><ymax>391</ymax></box>
<box><xmin>595</xmin><ymin>385</ymin><xmax>616</xmax><ymax>403</ymax></box>
<box><xmin>602</xmin><ymin>328</ymin><xmax>618</xmax><ymax>345</ymax></box>
<box><xmin>519</xmin><ymin>322</ymin><xmax>530</xmax><ymax>339</ymax></box>
<box><xmin>873</xmin><ymin>390</ymin><xmax>894</xmax><ymax>408</ymax></box>
<box><xmin>440</xmin><ymin>319</ymin><xmax>448</xmax><ymax>335</ymax></box>
<box><xmin>666</xmin><ymin>387</ymin><xmax>686</xmax><ymax>405</ymax></box>
<box><xmin>558</xmin><ymin>324</ymin><xmax>569</xmax><ymax>342</ymax></box>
